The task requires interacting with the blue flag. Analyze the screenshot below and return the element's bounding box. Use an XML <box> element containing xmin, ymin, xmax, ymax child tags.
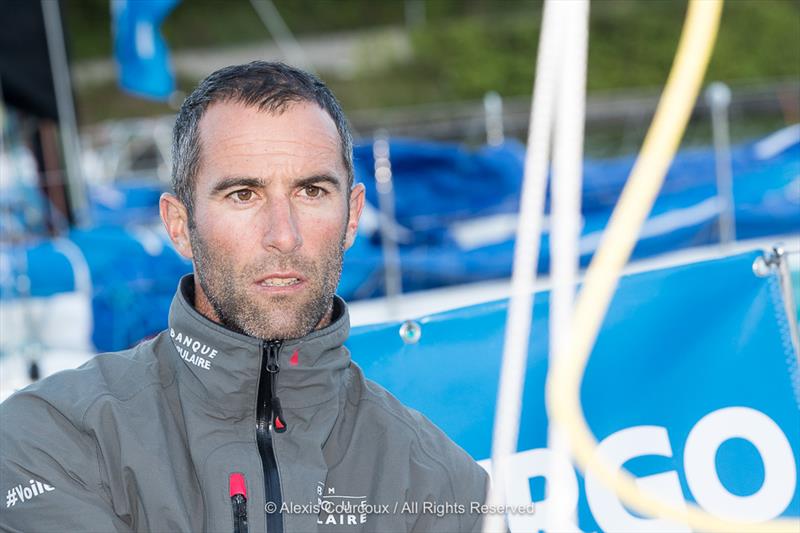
<box><xmin>112</xmin><ymin>0</ymin><xmax>179</xmax><ymax>101</ymax></box>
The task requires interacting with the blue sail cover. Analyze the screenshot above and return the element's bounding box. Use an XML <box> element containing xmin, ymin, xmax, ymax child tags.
<box><xmin>347</xmin><ymin>251</ymin><xmax>800</xmax><ymax>531</ymax></box>
<box><xmin>348</xmin><ymin>126</ymin><xmax>800</xmax><ymax>297</ymax></box>
<box><xmin>1</xmin><ymin>127</ymin><xmax>797</xmax><ymax>350</ymax></box>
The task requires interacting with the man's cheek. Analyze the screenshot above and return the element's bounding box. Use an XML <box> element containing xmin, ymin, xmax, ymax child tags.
<box><xmin>201</xmin><ymin>215</ymin><xmax>250</xmax><ymax>246</ymax></box>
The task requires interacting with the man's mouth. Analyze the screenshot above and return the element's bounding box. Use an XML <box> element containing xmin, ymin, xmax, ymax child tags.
<box><xmin>260</xmin><ymin>277</ymin><xmax>301</xmax><ymax>287</ymax></box>
<box><xmin>255</xmin><ymin>272</ymin><xmax>306</xmax><ymax>289</ymax></box>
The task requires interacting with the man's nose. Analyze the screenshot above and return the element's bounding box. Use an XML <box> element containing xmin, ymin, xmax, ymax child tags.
<box><xmin>260</xmin><ymin>196</ymin><xmax>302</xmax><ymax>253</ymax></box>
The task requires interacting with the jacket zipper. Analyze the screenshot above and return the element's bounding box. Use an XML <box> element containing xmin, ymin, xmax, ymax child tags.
<box><xmin>229</xmin><ymin>472</ymin><xmax>249</xmax><ymax>533</ymax></box>
<box><xmin>232</xmin><ymin>494</ymin><xmax>248</xmax><ymax>533</ymax></box>
<box><xmin>257</xmin><ymin>340</ymin><xmax>285</xmax><ymax>533</ymax></box>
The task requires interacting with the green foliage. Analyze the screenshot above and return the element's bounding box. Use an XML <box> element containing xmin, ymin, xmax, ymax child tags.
<box><xmin>587</xmin><ymin>0</ymin><xmax>685</xmax><ymax>90</ymax></box>
<box><xmin>63</xmin><ymin>0</ymin><xmax>113</xmax><ymax>59</ymax></box>
<box><xmin>270</xmin><ymin>0</ymin><xmax>404</xmax><ymax>35</ymax></box>
<box><xmin>404</xmin><ymin>0</ymin><xmax>800</xmax><ymax>102</ymax></box>
<box><xmin>707</xmin><ymin>0</ymin><xmax>800</xmax><ymax>82</ymax></box>
<box><xmin>409</xmin><ymin>13</ymin><xmax>540</xmax><ymax>99</ymax></box>
<box><xmin>65</xmin><ymin>0</ymin><xmax>800</xmax><ymax>121</ymax></box>
<box><xmin>65</xmin><ymin>0</ymin><xmax>406</xmax><ymax>60</ymax></box>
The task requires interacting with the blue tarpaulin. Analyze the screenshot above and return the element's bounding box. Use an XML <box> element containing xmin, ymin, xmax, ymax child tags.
<box><xmin>346</xmin><ymin>126</ymin><xmax>799</xmax><ymax>297</ymax></box>
<box><xmin>1</xmin><ymin>127</ymin><xmax>798</xmax><ymax>350</ymax></box>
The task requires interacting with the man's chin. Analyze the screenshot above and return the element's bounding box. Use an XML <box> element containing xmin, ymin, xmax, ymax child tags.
<box><xmin>235</xmin><ymin>303</ymin><xmax>319</xmax><ymax>340</ymax></box>
<box><xmin>215</xmin><ymin>282</ymin><xmax>333</xmax><ymax>340</ymax></box>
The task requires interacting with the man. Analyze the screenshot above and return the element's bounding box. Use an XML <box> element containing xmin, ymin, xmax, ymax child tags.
<box><xmin>0</xmin><ymin>62</ymin><xmax>489</xmax><ymax>532</ymax></box>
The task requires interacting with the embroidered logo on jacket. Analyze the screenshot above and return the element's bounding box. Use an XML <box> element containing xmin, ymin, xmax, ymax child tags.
<box><xmin>5</xmin><ymin>479</ymin><xmax>54</xmax><ymax>508</ymax></box>
<box><xmin>316</xmin><ymin>481</ymin><xmax>369</xmax><ymax>526</ymax></box>
<box><xmin>170</xmin><ymin>328</ymin><xmax>219</xmax><ymax>370</ymax></box>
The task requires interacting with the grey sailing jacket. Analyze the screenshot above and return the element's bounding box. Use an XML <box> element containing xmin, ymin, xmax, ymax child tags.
<box><xmin>0</xmin><ymin>276</ymin><xmax>488</xmax><ymax>532</ymax></box>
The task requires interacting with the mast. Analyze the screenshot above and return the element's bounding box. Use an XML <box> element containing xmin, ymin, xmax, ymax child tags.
<box><xmin>41</xmin><ymin>0</ymin><xmax>89</xmax><ymax>227</ymax></box>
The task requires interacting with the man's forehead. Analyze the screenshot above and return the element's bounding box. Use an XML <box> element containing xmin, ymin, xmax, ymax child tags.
<box><xmin>195</xmin><ymin>100</ymin><xmax>346</xmax><ymax>181</ymax></box>
<box><xmin>198</xmin><ymin>99</ymin><xmax>340</xmax><ymax>145</ymax></box>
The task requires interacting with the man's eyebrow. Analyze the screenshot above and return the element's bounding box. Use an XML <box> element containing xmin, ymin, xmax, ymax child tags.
<box><xmin>293</xmin><ymin>174</ymin><xmax>343</xmax><ymax>191</ymax></box>
<box><xmin>210</xmin><ymin>176</ymin><xmax>265</xmax><ymax>195</ymax></box>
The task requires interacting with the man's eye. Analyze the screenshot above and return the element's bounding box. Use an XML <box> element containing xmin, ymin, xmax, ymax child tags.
<box><xmin>302</xmin><ymin>185</ymin><xmax>324</xmax><ymax>198</ymax></box>
<box><xmin>233</xmin><ymin>190</ymin><xmax>253</xmax><ymax>202</ymax></box>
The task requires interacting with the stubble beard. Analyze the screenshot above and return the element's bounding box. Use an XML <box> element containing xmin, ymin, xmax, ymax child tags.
<box><xmin>188</xmin><ymin>225</ymin><xmax>346</xmax><ymax>341</ymax></box>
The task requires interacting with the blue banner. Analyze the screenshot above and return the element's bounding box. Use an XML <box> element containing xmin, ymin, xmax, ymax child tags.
<box><xmin>112</xmin><ymin>0</ymin><xmax>179</xmax><ymax>101</ymax></box>
<box><xmin>347</xmin><ymin>251</ymin><xmax>800</xmax><ymax>531</ymax></box>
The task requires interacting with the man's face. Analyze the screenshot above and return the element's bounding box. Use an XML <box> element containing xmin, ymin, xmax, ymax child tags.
<box><xmin>162</xmin><ymin>100</ymin><xmax>364</xmax><ymax>340</ymax></box>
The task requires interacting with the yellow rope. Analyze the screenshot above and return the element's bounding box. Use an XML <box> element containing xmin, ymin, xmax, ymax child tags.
<box><xmin>545</xmin><ymin>1</ymin><xmax>800</xmax><ymax>531</ymax></box>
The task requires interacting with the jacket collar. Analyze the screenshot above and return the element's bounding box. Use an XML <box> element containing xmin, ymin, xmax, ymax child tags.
<box><xmin>166</xmin><ymin>275</ymin><xmax>351</xmax><ymax>417</ymax></box>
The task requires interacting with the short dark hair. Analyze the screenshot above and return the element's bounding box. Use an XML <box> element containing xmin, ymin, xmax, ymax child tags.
<box><xmin>171</xmin><ymin>61</ymin><xmax>354</xmax><ymax>220</ymax></box>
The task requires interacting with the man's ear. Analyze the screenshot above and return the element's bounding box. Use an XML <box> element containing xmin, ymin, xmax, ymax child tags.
<box><xmin>160</xmin><ymin>193</ymin><xmax>193</xmax><ymax>259</ymax></box>
<box><xmin>344</xmin><ymin>183</ymin><xmax>365</xmax><ymax>251</ymax></box>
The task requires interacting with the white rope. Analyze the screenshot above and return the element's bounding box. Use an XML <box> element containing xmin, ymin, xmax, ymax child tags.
<box><xmin>483</xmin><ymin>1</ymin><xmax>563</xmax><ymax>531</ymax></box>
<box><xmin>547</xmin><ymin>0</ymin><xmax>590</xmax><ymax>530</ymax></box>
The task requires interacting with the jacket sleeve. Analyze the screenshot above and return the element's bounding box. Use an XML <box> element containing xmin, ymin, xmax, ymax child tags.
<box><xmin>405</xmin><ymin>408</ymin><xmax>493</xmax><ymax>533</ymax></box>
<box><xmin>0</xmin><ymin>392</ymin><xmax>132</xmax><ymax>533</ymax></box>
<box><xmin>406</xmin><ymin>452</ymin><xmax>491</xmax><ymax>533</ymax></box>
<box><xmin>456</xmin><ymin>465</ymin><xmax>513</xmax><ymax>533</ymax></box>
<box><xmin>456</xmin><ymin>459</ymin><xmax>491</xmax><ymax>533</ymax></box>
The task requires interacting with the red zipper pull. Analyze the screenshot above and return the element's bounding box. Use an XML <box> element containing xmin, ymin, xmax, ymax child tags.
<box><xmin>272</xmin><ymin>396</ymin><xmax>287</xmax><ymax>433</ymax></box>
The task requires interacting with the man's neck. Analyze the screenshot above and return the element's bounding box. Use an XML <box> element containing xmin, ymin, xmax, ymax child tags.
<box><xmin>315</xmin><ymin>304</ymin><xmax>334</xmax><ymax>331</ymax></box>
<box><xmin>192</xmin><ymin>280</ymin><xmax>220</xmax><ymax>325</ymax></box>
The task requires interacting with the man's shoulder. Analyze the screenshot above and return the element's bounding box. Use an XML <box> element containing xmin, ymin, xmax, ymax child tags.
<box><xmin>0</xmin><ymin>332</ymin><xmax>171</xmax><ymax>426</ymax></box>
<box><xmin>0</xmin><ymin>337</ymin><xmax>175</xmax><ymax>533</ymax></box>
<box><xmin>347</xmin><ymin>362</ymin><xmax>485</xmax><ymax>479</ymax></box>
